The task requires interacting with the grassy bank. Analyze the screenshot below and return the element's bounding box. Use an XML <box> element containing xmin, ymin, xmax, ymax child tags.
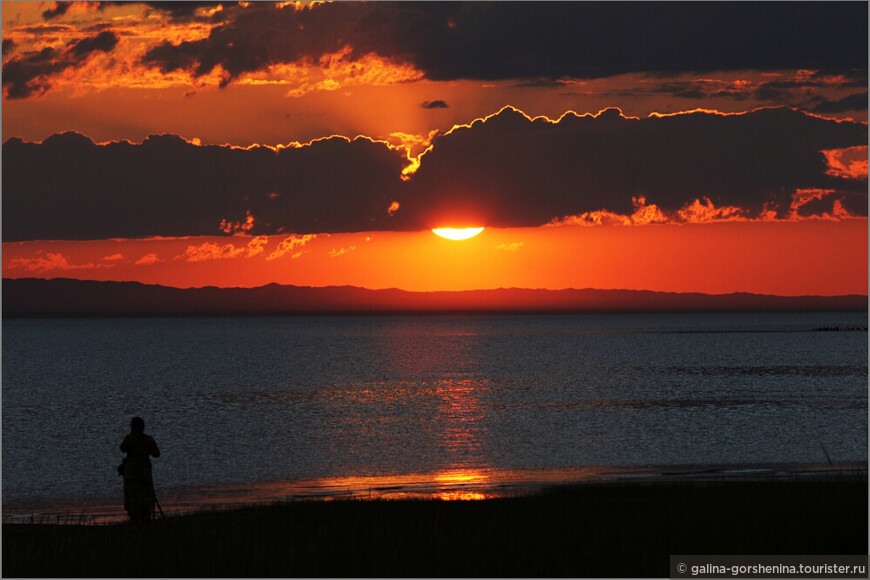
<box><xmin>4</xmin><ymin>477</ymin><xmax>867</xmax><ymax>577</ymax></box>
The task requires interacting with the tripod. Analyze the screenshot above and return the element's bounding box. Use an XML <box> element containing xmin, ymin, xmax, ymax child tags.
<box><xmin>151</xmin><ymin>492</ymin><xmax>169</xmax><ymax>526</ymax></box>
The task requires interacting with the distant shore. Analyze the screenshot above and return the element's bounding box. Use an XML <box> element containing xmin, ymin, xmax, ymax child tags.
<box><xmin>4</xmin><ymin>471</ymin><xmax>867</xmax><ymax>577</ymax></box>
<box><xmin>4</xmin><ymin>277</ymin><xmax>867</xmax><ymax>317</ymax></box>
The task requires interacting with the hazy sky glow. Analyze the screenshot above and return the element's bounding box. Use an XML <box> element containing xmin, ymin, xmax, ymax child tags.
<box><xmin>2</xmin><ymin>1</ymin><xmax>867</xmax><ymax>295</ymax></box>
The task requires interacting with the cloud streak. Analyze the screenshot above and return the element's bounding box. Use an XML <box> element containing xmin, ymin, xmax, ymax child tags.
<box><xmin>6</xmin><ymin>251</ymin><xmax>115</xmax><ymax>273</ymax></box>
<box><xmin>175</xmin><ymin>236</ymin><xmax>269</xmax><ymax>262</ymax></box>
<box><xmin>134</xmin><ymin>253</ymin><xmax>161</xmax><ymax>265</ymax></box>
<box><xmin>265</xmin><ymin>234</ymin><xmax>316</xmax><ymax>261</ymax></box>
<box><xmin>628</xmin><ymin>76</ymin><xmax>867</xmax><ymax>116</ymax></box>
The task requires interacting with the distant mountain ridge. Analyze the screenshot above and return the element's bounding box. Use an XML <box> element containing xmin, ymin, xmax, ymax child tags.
<box><xmin>3</xmin><ymin>278</ymin><xmax>866</xmax><ymax>317</ymax></box>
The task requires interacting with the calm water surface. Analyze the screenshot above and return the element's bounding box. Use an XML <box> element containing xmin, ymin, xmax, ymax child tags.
<box><xmin>3</xmin><ymin>312</ymin><xmax>867</xmax><ymax>515</ymax></box>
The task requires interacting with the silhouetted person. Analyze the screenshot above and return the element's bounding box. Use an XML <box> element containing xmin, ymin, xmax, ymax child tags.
<box><xmin>120</xmin><ymin>416</ymin><xmax>160</xmax><ymax>524</ymax></box>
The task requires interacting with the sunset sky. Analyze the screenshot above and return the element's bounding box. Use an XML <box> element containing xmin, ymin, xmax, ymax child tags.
<box><xmin>2</xmin><ymin>1</ymin><xmax>867</xmax><ymax>295</ymax></box>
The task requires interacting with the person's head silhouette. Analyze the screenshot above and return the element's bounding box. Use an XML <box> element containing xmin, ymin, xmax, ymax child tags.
<box><xmin>131</xmin><ymin>416</ymin><xmax>145</xmax><ymax>434</ymax></box>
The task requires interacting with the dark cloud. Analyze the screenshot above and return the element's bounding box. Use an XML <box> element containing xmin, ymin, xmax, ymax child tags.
<box><xmin>2</xmin><ymin>47</ymin><xmax>64</xmax><ymax>99</ymax></box>
<box><xmin>140</xmin><ymin>2</ymin><xmax>236</xmax><ymax>19</ymax></box>
<box><xmin>812</xmin><ymin>93</ymin><xmax>869</xmax><ymax>114</ymax></box>
<box><xmin>140</xmin><ymin>2</ymin><xmax>382</xmax><ymax>79</ymax></box>
<box><xmin>140</xmin><ymin>2</ymin><xmax>867</xmax><ymax>88</ymax></box>
<box><xmin>605</xmin><ymin>75</ymin><xmax>867</xmax><ymax>121</ymax></box>
<box><xmin>421</xmin><ymin>100</ymin><xmax>449</xmax><ymax>109</ymax></box>
<box><xmin>2</xmin><ymin>133</ymin><xmax>408</xmax><ymax>241</ymax></box>
<box><xmin>42</xmin><ymin>1</ymin><xmax>72</xmax><ymax>20</ymax></box>
<box><xmin>391</xmin><ymin>106</ymin><xmax>867</xmax><ymax>229</ymax></box>
<box><xmin>2</xmin><ymin>31</ymin><xmax>119</xmax><ymax>99</ymax></box>
<box><xmin>648</xmin><ymin>82</ymin><xmax>752</xmax><ymax>101</ymax></box>
<box><xmin>3</xmin><ymin>107</ymin><xmax>866</xmax><ymax>241</ymax></box>
<box><xmin>67</xmin><ymin>30</ymin><xmax>119</xmax><ymax>57</ymax></box>
<box><xmin>510</xmin><ymin>79</ymin><xmax>570</xmax><ymax>89</ymax></box>
<box><xmin>2</xmin><ymin>39</ymin><xmax>16</xmax><ymax>56</ymax></box>
<box><xmin>90</xmin><ymin>1</ymin><xmax>239</xmax><ymax>22</ymax></box>
<box><xmin>15</xmin><ymin>24</ymin><xmax>74</xmax><ymax>34</ymax></box>
<box><xmin>642</xmin><ymin>75</ymin><xmax>869</xmax><ymax>109</ymax></box>
<box><xmin>16</xmin><ymin>3</ymin><xmax>866</xmax><ymax>102</ymax></box>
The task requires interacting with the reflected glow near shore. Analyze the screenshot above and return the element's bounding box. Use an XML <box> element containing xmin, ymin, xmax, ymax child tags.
<box><xmin>3</xmin><ymin>462</ymin><xmax>864</xmax><ymax>525</ymax></box>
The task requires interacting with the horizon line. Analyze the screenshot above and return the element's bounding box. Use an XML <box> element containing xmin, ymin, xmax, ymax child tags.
<box><xmin>3</xmin><ymin>276</ymin><xmax>868</xmax><ymax>300</ymax></box>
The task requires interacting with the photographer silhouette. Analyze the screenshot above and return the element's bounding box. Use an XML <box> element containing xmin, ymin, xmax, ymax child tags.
<box><xmin>119</xmin><ymin>416</ymin><xmax>160</xmax><ymax>524</ymax></box>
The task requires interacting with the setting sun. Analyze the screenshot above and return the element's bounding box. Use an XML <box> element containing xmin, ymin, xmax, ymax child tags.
<box><xmin>432</xmin><ymin>227</ymin><xmax>485</xmax><ymax>240</ymax></box>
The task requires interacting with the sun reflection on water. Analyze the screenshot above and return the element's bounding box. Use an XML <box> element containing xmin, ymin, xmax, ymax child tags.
<box><xmin>436</xmin><ymin>378</ymin><xmax>487</xmax><ymax>468</ymax></box>
<box><xmin>437</xmin><ymin>491</ymin><xmax>489</xmax><ymax>501</ymax></box>
<box><xmin>375</xmin><ymin>317</ymin><xmax>491</xmax><ymax>473</ymax></box>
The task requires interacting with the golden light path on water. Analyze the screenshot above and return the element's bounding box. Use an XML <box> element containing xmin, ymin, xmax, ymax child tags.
<box><xmin>432</xmin><ymin>227</ymin><xmax>485</xmax><ymax>240</ymax></box>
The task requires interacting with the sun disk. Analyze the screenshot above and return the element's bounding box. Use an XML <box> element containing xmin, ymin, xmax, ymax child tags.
<box><xmin>432</xmin><ymin>227</ymin><xmax>485</xmax><ymax>240</ymax></box>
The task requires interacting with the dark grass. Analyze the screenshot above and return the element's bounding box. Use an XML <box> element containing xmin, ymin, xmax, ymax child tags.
<box><xmin>4</xmin><ymin>477</ymin><xmax>867</xmax><ymax>577</ymax></box>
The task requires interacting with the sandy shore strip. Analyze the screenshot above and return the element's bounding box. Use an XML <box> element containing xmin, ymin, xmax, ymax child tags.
<box><xmin>3</xmin><ymin>461</ymin><xmax>865</xmax><ymax>525</ymax></box>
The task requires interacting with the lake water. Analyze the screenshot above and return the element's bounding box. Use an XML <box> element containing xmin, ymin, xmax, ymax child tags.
<box><xmin>2</xmin><ymin>312</ymin><xmax>867</xmax><ymax>519</ymax></box>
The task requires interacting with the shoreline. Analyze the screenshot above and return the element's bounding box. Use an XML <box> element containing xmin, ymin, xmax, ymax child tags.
<box><xmin>4</xmin><ymin>460</ymin><xmax>866</xmax><ymax>526</ymax></box>
<box><xmin>5</xmin><ymin>277</ymin><xmax>868</xmax><ymax>318</ymax></box>
<box><xmin>5</xmin><ymin>472</ymin><xmax>867</xmax><ymax>577</ymax></box>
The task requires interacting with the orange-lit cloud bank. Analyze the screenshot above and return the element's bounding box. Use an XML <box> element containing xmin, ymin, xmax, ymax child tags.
<box><xmin>2</xmin><ymin>2</ymin><xmax>867</xmax><ymax>297</ymax></box>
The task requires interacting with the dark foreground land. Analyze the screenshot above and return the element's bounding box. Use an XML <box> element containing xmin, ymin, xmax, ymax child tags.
<box><xmin>4</xmin><ymin>478</ymin><xmax>867</xmax><ymax>577</ymax></box>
